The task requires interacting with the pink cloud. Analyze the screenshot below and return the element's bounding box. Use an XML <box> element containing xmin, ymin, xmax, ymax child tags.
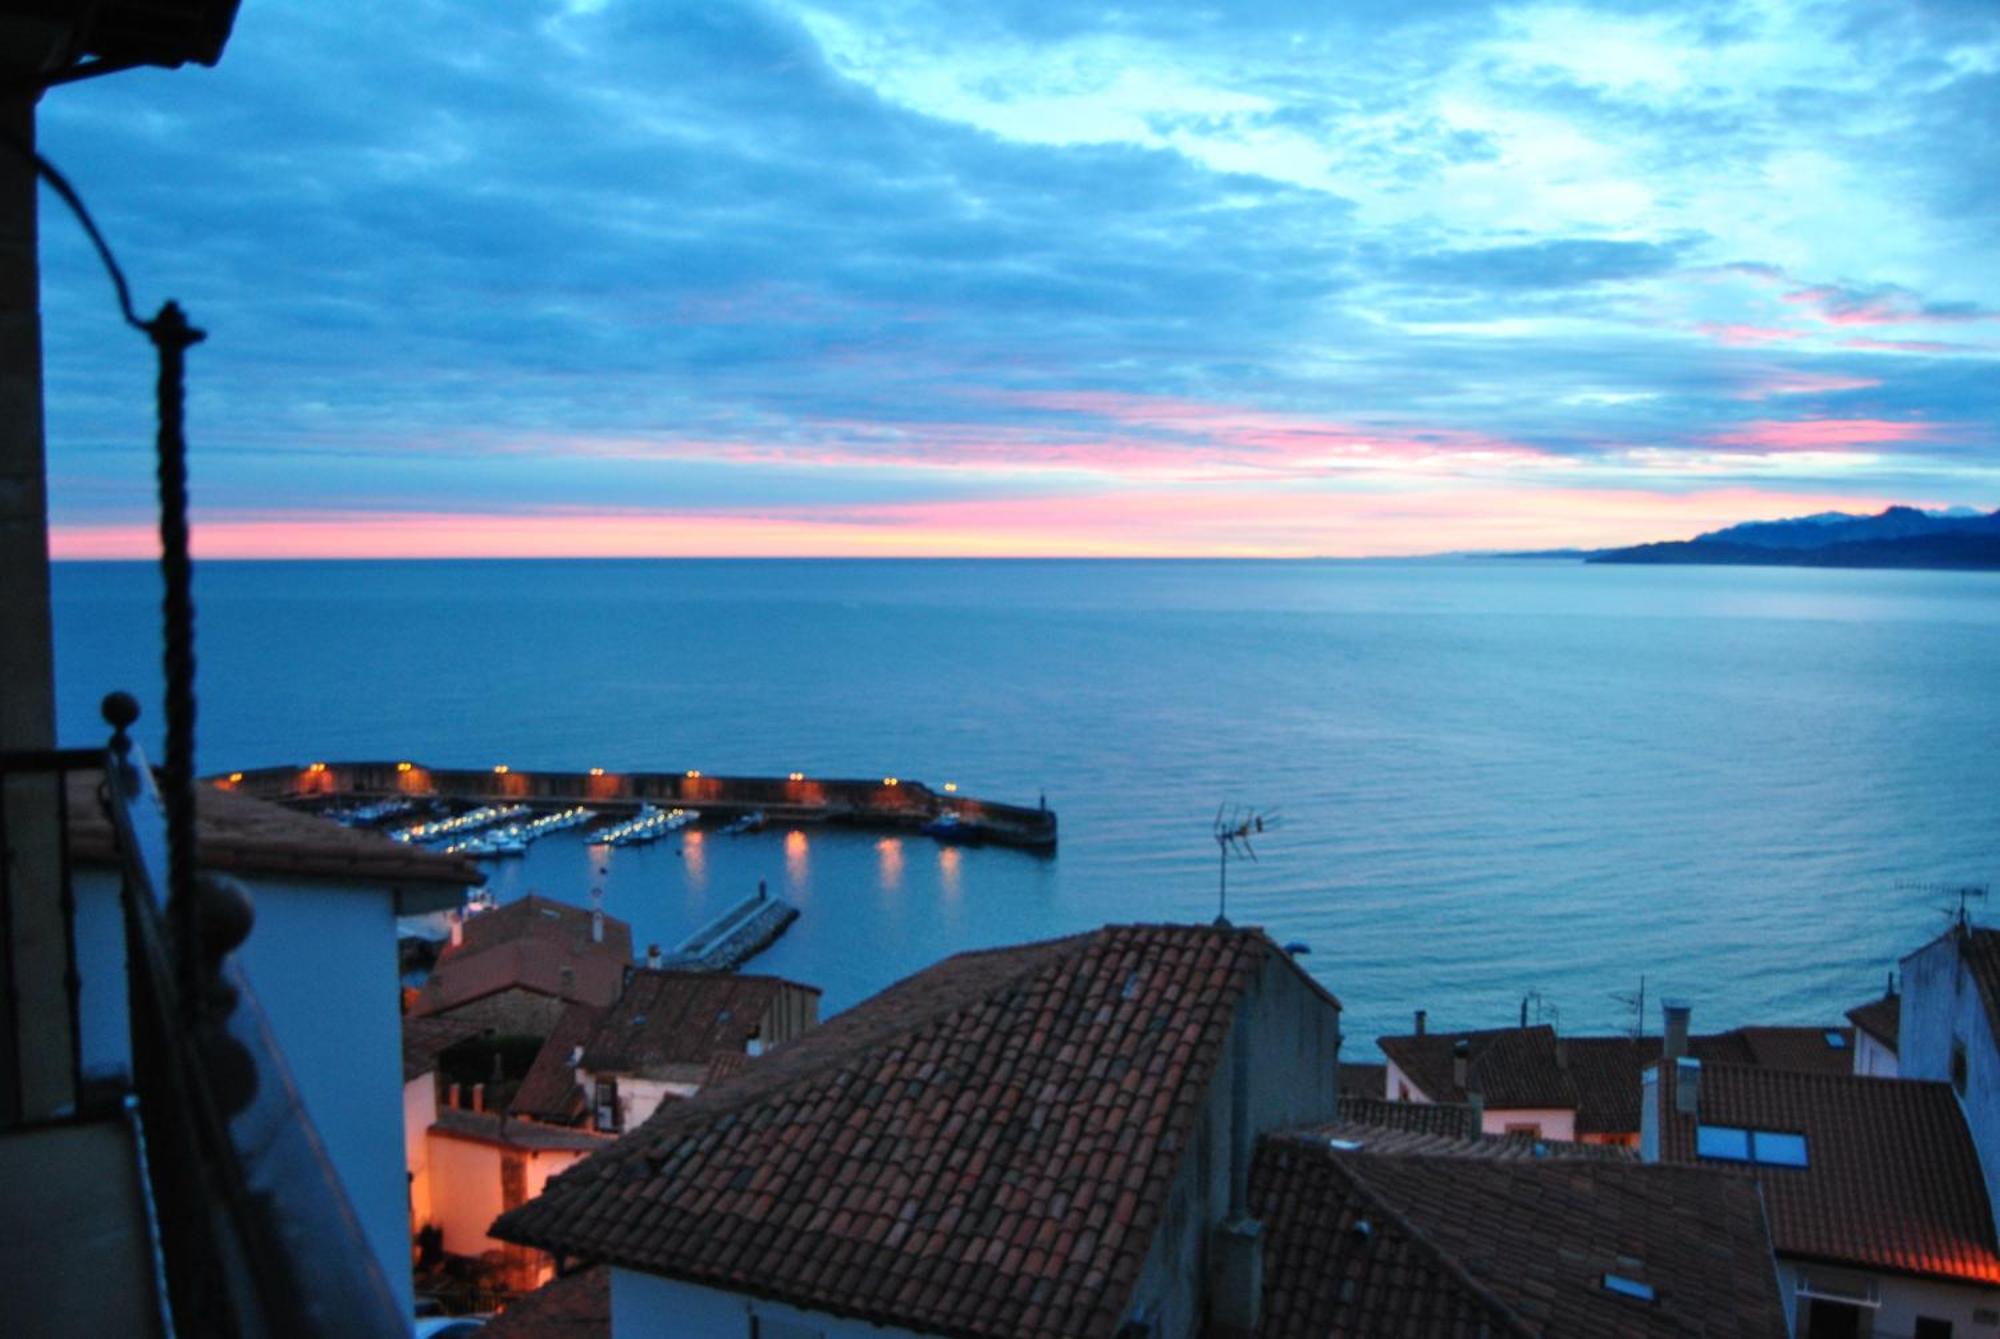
<box><xmin>1731</xmin><ymin>371</ymin><xmax>1881</xmax><ymax>401</ymax></box>
<box><xmin>1838</xmin><ymin>336</ymin><xmax>1964</xmax><ymax>354</ymax></box>
<box><xmin>1708</xmin><ymin>418</ymin><xmax>1943</xmax><ymax>451</ymax></box>
<box><xmin>1697</xmin><ymin>323</ymin><xmax>1806</xmax><ymax>347</ymax></box>
<box><xmin>49</xmin><ymin>486</ymin><xmax>1912</xmax><ymax>561</ymax></box>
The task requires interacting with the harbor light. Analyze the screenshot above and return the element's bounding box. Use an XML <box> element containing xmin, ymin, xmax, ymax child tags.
<box><xmin>883</xmin><ymin>777</ymin><xmax>899</xmax><ymax>787</ymax></box>
<box><xmin>227</xmin><ymin>771</ymin><xmax>243</xmax><ymax>783</ymax></box>
<box><xmin>494</xmin><ymin>764</ymin><xmax>510</xmax><ymax>775</ymax></box>
<box><xmin>307</xmin><ymin>762</ymin><xmax>327</xmax><ymax>774</ymax></box>
<box><xmin>686</xmin><ymin>769</ymin><xmax>702</xmax><ymax>779</ymax></box>
<box><xmin>943</xmin><ymin>781</ymin><xmax>957</xmax><ymax>793</ymax></box>
<box><xmin>396</xmin><ymin>761</ymin><xmax>412</xmax><ymax>773</ymax></box>
<box><xmin>589</xmin><ymin>767</ymin><xmax>605</xmax><ymax>777</ymax></box>
<box><xmin>787</xmin><ymin>771</ymin><xmax>804</xmax><ymax>782</ymax></box>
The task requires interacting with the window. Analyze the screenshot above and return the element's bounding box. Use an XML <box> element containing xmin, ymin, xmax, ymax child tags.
<box><xmin>1504</xmin><ymin>1122</ymin><xmax>1543</xmax><ymax>1138</ymax></box>
<box><xmin>1695</xmin><ymin>1124</ymin><xmax>1808</xmax><ymax>1167</ymax></box>
<box><xmin>1914</xmin><ymin>1318</ymin><xmax>1953</xmax><ymax>1339</ymax></box>
<box><xmin>1602</xmin><ymin>1274</ymin><xmax>1655</xmax><ymax>1303</ymax></box>
<box><xmin>1823</xmin><ymin>1030</ymin><xmax>1847</xmax><ymax>1049</ymax></box>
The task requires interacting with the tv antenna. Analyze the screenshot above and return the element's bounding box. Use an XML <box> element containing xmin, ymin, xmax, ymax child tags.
<box><xmin>1897</xmin><ymin>880</ymin><xmax>1988</xmax><ymax>930</ymax></box>
<box><xmin>1212</xmin><ymin>803</ymin><xmax>1277</xmax><ymax>926</ymax></box>
<box><xmin>1519</xmin><ymin>989</ymin><xmax>1559</xmax><ymax>1030</ymax></box>
<box><xmin>1610</xmin><ymin>974</ymin><xmax>1647</xmax><ymax>1038</ymax></box>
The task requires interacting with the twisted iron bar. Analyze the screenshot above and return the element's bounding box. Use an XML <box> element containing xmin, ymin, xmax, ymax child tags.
<box><xmin>6</xmin><ymin>130</ymin><xmax>207</xmax><ymax>1012</ymax></box>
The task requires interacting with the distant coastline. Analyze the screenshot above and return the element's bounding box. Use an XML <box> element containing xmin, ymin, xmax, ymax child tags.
<box><xmin>1492</xmin><ymin>505</ymin><xmax>2000</xmax><ymax>572</ymax></box>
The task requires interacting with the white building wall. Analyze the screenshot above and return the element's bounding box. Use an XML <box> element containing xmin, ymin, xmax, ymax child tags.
<box><xmin>1852</xmin><ymin>1030</ymin><xmax>1899</xmax><ymax>1078</ymax></box>
<box><xmin>426</xmin><ymin>1133</ymin><xmax>594</xmax><ymax>1258</ymax></box>
<box><xmin>405</xmin><ymin>1073</ymin><xmax>437</xmax><ymax>1231</ymax></box>
<box><xmin>1776</xmin><ymin>1257</ymin><xmax>2000</xmax><ymax>1338</ymax></box>
<box><xmin>612</xmin><ymin>1268</ymin><xmax>934</xmax><ymax>1339</ymax></box>
<box><xmin>1900</xmin><ymin>932</ymin><xmax>2000</xmax><ymax>1222</ymax></box>
<box><xmin>72</xmin><ymin>868</ymin><xmax>416</xmax><ymax>1315</ymax></box>
<box><xmin>1483</xmin><ymin>1106</ymin><xmax>1576</xmax><ymax>1141</ymax></box>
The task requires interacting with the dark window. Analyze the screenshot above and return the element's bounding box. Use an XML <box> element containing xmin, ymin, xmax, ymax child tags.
<box><xmin>1915</xmin><ymin>1319</ymin><xmax>1953</xmax><ymax>1339</ymax></box>
<box><xmin>1803</xmin><ymin>1298</ymin><xmax>1863</xmax><ymax>1339</ymax></box>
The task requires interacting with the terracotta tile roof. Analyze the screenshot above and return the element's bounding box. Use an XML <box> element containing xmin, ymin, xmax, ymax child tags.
<box><xmin>430</xmin><ymin>1106</ymin><xmax>616</xmax><ymax>1153</ymax></box>
<box><xmin>413</xmin><ymin>895</ymin><xmax>634</xmax><ymax>1018</ymax></box>
<box><xmin>459</xmin><ymin>894</ymin><xmax>633</xmax><ymax>961</ymax></box>
<box><xmin>1336</xmin><ymin>1062</ymin><xmax>1385</xmax><ymax>1100</ymax></box>
<box><xmin>1332</xmin><ymin>1095</ymin><xmax>1481</xmax><ymax>1142</ymax></box>
<box><xmin>1309</xmin><ymin>1119</ymin><xmax>1632</xmax><ymax>1163</ymax></box>
<box><xmin>484</xmin><ymin>1266</ymin><xmax>609</xmax><ymax>1339</ymax></box>
<box><xmin>495</xmin><ymin>923</ymin><xmax>1325</xmax><ymax>1339</ymax></box>
<box><xmin>65</xmin><ymin>771</ymin><xmax>481</xmax><ymax>889</ymax></box>
<box><xmin>578</xmin><ymin>970</ymin><xmax>817</xmax><ymax>1078</ymax></box>
<box><xmin>403</xmin><ymin>1016</ymin><xmax>483</xmax><ymax>1084</ymax></box>
<box><xmin>1251</xmin><ymin>1137</ymin><xmax>1787</xmax><ymax>1337</ymax></box>
<box><xmin>1377</xmin><ymin>1026</ymin><xmax>1579</xmax><ymax>1110</ymax></box>
<box><xmin>1693</xmin><ymin>1027</ymin><xmax>1854</xmax><ymax>1076</ymax></box>
<box><xmin>1654</xmin><ymin>1062</ymin><xmax>2000</xmax><ymax>1284</ymax></box>
<box><xmin>511</xmin><ymin>1004</ymin><xmax>606</xmax><ymax>1124</ymax></box>
<box><xmin>1845</xmin><ymin>993</ymin><xmax>1900</xmax><ymax>1050</ymax></box>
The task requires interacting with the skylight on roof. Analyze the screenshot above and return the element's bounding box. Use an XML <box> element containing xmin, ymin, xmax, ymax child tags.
<box><xmin>1696</xmin><ymin>1124</ymin><xmax>1809</xmax><ymax>1167</ymax></box>
<box><xmin>1603</xmin><ymin>1274</ymin><xmax>1655</xmax><ymax>1303</ymax></box>
<box><xmin>1824</xmin><ymin>1030</ymin><xmax>1847</xmax><ymax>1048</ymax></box>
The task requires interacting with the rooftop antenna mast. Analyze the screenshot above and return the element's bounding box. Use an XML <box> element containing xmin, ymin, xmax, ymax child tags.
<box><xmin>1611</xmin><ymin>974</ymin><xmax>1647</xmax><ymax>1038</ymax></box>
<box><xmin>1212</xmin><ymin>803</ymin><xmax>1277</xmax><ymax>927</ymax></box>
<box><xmin>1896</xmin><ymin>880</ymin><xmax>1988</xmax><ymax>931</ymax></box>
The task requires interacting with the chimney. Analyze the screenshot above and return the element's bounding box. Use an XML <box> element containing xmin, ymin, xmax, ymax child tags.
<box><xmin>1414</xmin><ymin>1009</ymin><xmax>1426</xmax><ymax>1037</ymax></box>
<box><xmin>647</xmin><ymin>943</ymin><xmax>663</xmax><ymax>970</ymax></box>
<box><xmin>1452</xmin><ymin>1037</ymin><xmax>1470</xmax><ymax>1090</ymax></box>
<box><xmin>449</xmin><ymin>912</ymin><xmax>464</xmax><ymax>948</ymax></box>
<box><xmin>1662</xmin><ymin>1000</ymin><xmax>1691</xmax><ymax>1064</ymax></box>
<box><xmin>471</xmin><ymin>1083</ymin><xmax>485</xmax><ymax>1114</ymax></box>
<box><xmin>447</xmin><ymin>1083</ymin><xmax>461</xmax><ymax>1110</ymax></box>
<box><xmin>1555</xmin><ymin>1036</ymin><xmax>1568</xmax><ymax>1071</ymax></box>
<box><xmin>1885</xmin><ymin>970</ymin><xmax>1898</xmax><ymax>1000</ymax></box>
<box><xmin>1674</xmin><ymin>1057</ymin><xmax>1700</xmax><ymax>1116</ymax></box>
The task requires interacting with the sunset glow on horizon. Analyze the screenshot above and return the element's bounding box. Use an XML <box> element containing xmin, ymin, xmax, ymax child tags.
<box><xmin>32</xmin><ymin>1</ymin><xmax>1998</xmax><ymax>558</ymax></box>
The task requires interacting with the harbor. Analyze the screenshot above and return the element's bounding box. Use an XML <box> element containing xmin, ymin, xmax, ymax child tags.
<box><xmin>214</xmin><ymin>760</ymin><xmax>1058</xmax><ymax>851</ymax></box>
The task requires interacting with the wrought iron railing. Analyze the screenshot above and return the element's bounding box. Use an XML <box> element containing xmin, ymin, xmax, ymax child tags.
<box><xmin>0</xmin><ymin>696</ymin><xmax>408</xmax><ymax>1338</ymax></box>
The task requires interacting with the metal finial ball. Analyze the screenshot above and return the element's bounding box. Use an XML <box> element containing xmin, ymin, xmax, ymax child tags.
<box><xmin>101</xmin><ymin>691</ymin><xmax>141</xmax><ymax>730</ymax></box>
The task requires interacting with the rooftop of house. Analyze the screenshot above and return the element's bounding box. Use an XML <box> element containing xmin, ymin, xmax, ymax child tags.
<box><xmin>430</xmin><ymin>1105</ymin><xmax>616</xmax><ymax>1154</ymax></box>
<box><xmin>402</xmin><ymin>1015</ymin><xmax>482</xmax><ymax>1085</ymax></box>
<box><xmin>412</xmin><ymin>895</ymin><xmax>634</xmax><ymax>1018</ymax></box>
<box><xmin>510</xmin><ymin>1002</ymin><xmax>606</xmax><ymax>1125</ymax></box>
<box><xmin>1250</xmin><ymin>1136</ymin><xmax>1788</xmax><ymax>1337</ymax></box>
<box><xmin>578</xmin><ymin>968</ymin><xmax>818</xmax><ymax>1080</ymax></box>
<box><xmin>1651</xmin><ymin>1060</ymin><xmax>2000</xmax><ymax>1284</ymax></box>
<box><xmin>1845</xmin><ymin>992</ymin><xmax>1900</xmax><ymax>1050</ymax></box>
<box><xmin>1315</xmin><ymin>1098</ymin><xmax>1632</xmax><ymax>1162</ymax></box>
<box><xmin>1336</xmin><ymin>1061</ymin><xmax>1386</xmax><ymax>1100</ymax></box>
<box><xmin>1380</xmin><ymin>1022</ymin><xmax>1858</xmax><ymax>1135</ymax></box>
<box><xmin>483</xmin><ymin>1266</ymin><xmax>609</xmax><ymax>1339</ymax></box>
<box><xmin>495</xmin><ymin>922</ymin><xmax>1337</xmax><ymax>1339</ymax></box>
<box><xmin>1929</xmin><ymin>924</ymin><xmax>2000</xmax><ymax>1049</ymax></box>
<box><xmin>65</xmin><ymin>770</ymin><xmax>481</xmax><ymax>893</ymax></box>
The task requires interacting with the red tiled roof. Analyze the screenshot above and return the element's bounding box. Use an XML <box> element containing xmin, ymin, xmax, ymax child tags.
<box><xmin>1693</xmin><ymin>1027</ymin><xmax>1854</xmax><ymax>1076</ymax></box>
<box><xmin>1337</xmin><ymin>1062</ymin><xmax>1385</xmax><ymax>1100</ymax></box>
<box><xmin>484</xmin><ymin>1266</ymin><xmax>609</xmax><ymax>1339</ymax></box>
<box><xmin>578</xmin><ymin>969</ymin><xmax>816</xmax><ymax>1078</ymax></box>
<box><xmin>431</xmin><ymin>1106</ymin><xmax>616</xmax><ymax>1153</ymax></box>
<box><xmin>403</xmin><ymin>1016</ymin><xmax>483</xmax><ymax>1084</ymax></box>
<box><xmin>495</xmin><ymin>923</ymin><xmax>1329</xmax><ymax>1339</ymax></box>
<box><xmin>1332</xmin><ymin>1095</ymin><xmax>1481</xmax><ymax>1143</ymax></box>
<box><xmin>511</xmin><ymin>1003</ymin><xmax>606</xmax><ymax>1124</ymax></box>
<box><xmin>1377</xmin><ymin>1026</ymin><xmax>1578</xmax><ymax>1110</ymax></box>
<box><xmin>458</xmin><ymin>894</ymin><xmax>633</xmax><ymax>961</ymax></box>
<box><xmin>1252</xmin><ymin>1138</ymin><xmax>1787</xmax><ymax>1337</ymax></box>
<box><xmin>1654</xmin><ymin>1062</ymin><xmax>2000</xmax><ymax>1284</ymax></box>
<box><xmin>1845</xmin><ymin>994</ymin><xmax>1900</xmax><ymax>1050</ymax></box>
<box><xmin>65</xmin><ymin>771</ymin><xmax>481</xmax><ymax>888</ymax></box>
<box><xmin>1308</xmin><ymin>1119</ymin><xmax>1633</xmax><ymax>1163</ymax></box>
<box><xmin>414</xmin><ymin>895</ymin><xmax>634</xmax><ymax>1018</ymax></box>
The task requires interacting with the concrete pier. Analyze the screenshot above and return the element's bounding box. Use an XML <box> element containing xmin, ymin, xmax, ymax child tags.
<box><xmin>665</xmin><ymin>882</ymin><xmax>798</xmax><ymax>972</ymax></box>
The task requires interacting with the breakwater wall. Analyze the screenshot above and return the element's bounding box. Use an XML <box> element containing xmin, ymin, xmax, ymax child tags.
<box><xmin>215</xmin><ymin>760</ymin><xmax>1058</xmax><ymax>851</ymax></box>
<box><xmin>664</xmin><ymin>884</ymin><xmax>798</xmax><ymax>972</ymax></box>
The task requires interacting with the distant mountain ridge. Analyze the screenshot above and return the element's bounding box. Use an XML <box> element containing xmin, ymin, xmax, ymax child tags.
<box><xmin>1588</xmin><ymin>506</ymin><xmax>2000</xmax><ymax>571</ymax></box>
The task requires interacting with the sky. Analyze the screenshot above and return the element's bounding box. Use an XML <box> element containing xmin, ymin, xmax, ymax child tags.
<box><xmin>36</xmin><ymin>0</ymin><xmax>2000</xmax><ymax>558</ymax></box>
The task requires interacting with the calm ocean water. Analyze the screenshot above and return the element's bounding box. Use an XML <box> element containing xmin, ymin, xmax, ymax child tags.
<box><xmin>49</xmin><ymin>558</ymin><xmax>2000</xmax><ymax>1057</ymax></box>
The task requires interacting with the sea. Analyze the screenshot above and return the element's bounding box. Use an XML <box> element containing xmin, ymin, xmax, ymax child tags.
<box><xmin>48</xmin><ymin>558</ymin><xmax>2000</xmax><ymax>1059</ymax></box>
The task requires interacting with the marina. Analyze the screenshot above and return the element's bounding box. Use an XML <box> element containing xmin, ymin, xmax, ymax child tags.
<box><xmin>216</xmin><ymin>760</ymin><xmax>1060</xmax><ymax>851</ymax></box>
